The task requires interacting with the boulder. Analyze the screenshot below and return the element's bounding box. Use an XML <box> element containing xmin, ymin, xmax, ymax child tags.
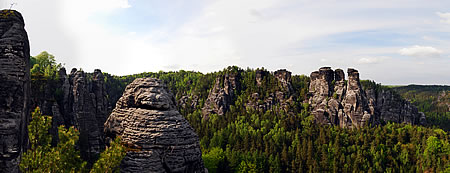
<box><xmin>104</xmin><ymin>78</ymin><xmax>205</xmax><ymax>173</ymax></box>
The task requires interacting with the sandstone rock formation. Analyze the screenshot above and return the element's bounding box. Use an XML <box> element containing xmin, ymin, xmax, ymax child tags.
<box><xmin>309</xmin><ymin>67</ymin><xmax>425</xmax><ymax>128</ymax></box>
<box><xmin>247</xmin><ymin>69</ymin><xmax>294</xmax><ymax>112</ymax></box>
<box><xmin>202</xmin><ymin>72</ymin><xmax>240</xmax><ymax>118</ymax></box>
<box><xmin>104</xmin><ymin>78</ymin><xmax>205</xmax><ymax>173</ymax></box>
<box><xmin>30</xmin><ymin>67</ymin><xmax>110</xmax><ymax>164</ymax></box>
<box><xmin>255</xmin><ymin>69</ymin><xmax>269</xmax><ymax>86</ymax></box>
<box><xmin>68</xmin><ymin>69</ymin><xmax>104</xmax><ymax>163</ymax></box>
<box><xmin>0</xmin><ymin>10</ymin><xmax>30</xmax><ymax>173</ymax></box>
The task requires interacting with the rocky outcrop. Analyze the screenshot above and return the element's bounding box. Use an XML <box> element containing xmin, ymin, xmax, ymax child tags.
<box><xmin>104</xmin><ymin>78</ymin><xmax>205</xmax><ymax>173</ymax></box>
<box><xmin>255</xmin><ymin>69</ymin><xmax>269</xmax><ymax>86</ymax></box>
<box><xmin>179</xmin><ymin>95</ymin><xmax>199</xmax><ymax>114</ymax></box>
<box><xmin>274</xmin><ymin>69</ymin><xmax>292</xmax><ymax>91</ymax></box>
<box><xmin>202</xmin><ymin>72</ymin><xmax>240</xmax><ymax>118</ymax></box>
<box><xmin>247</xmin><ymin>69</ymin><xmax>294</xmax><ymax>112</ymax></box>
<box><xmin>0</xmin><ymin>10</ymin><xmax>30</xmax><ymax>173</ymax></box>
<box><xmin>309</xmin><ymin>67</ymin><xmax>425</xmax><ymax>128</ymax></box>
<box><xmin>91</xmin><ymin>69</ymin><xmax>109</xmax><ymax>135</ymax></box>
<box><xmin>30</xmin><ymin>67</ymin><xmax>110</xmax><ymax>164</ymax></box>
<box><xmin>69</xmin><ymin>69</ymin><xmax>103</xmax><ymax>163</ymax></box>
<box><xmin>367</xmin><ymin>88</ymin><xmax>426</xmax><ymax>125</ymax></box>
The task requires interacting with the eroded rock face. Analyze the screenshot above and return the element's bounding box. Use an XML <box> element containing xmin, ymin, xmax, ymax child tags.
<box><xmin>255</xmin><ymin>69</ymin><xmax>269</xmax><ymax>86</ymax></box>
<box><xmin>246</xmin><ymin>69</ymin><xmax>295</xmax><ymax>113</ymax></box>
<box><xmin>340</xmin><ymin>68</ymin><xmax>372</xmax><ymax>128</ymax></box>
<box><xmin>29</xmin><ymin>67</ymin><xmax>110</xmax><ymax>164</ymax></box>
<box><xmin>369</xmin><ymin>89</ymin><xmax>426</xmax><ymax>125</ymax></box>
<box><xmin>70</xmin><ymin>70</ymin><xmax>103</xmax><ymax>163</ymax></box>
<box><xmin>104</xmin><ymin>78</ymin><xmax>205</xmax><ymax>173</ymax></box>
<box><xmin>274</xmin><ymin>69</ymin><xmax>292</xmax><ymax>91</ymax></box>
<box><xmin>309</xmin><ymin>67</ymin><xmax>425</xmax><ymax>128</ymax></box>
<box><xmin>92</xmin><ymin>69</ymin><xmax>109</xmax><ymax>134</ymax></box>
<box><xmin>0</xmin><ymin>10</ymin><xmax>30</xmax><ymax>173</ymax></box>
<box><xmin>202</xmin><ymin>72</ymin><xmax>240</xmax><ymax>118</ymax></box>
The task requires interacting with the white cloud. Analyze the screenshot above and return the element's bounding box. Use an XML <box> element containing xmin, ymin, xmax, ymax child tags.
<box><xmin>437</xmin><ymin>12</ymin><xmax>450</xmax><ymax>24</ymax></box>
<box><xmin>357</xmin><ymin>56</ymin><xmax>389</xmax><ymax>64</ymax></box>
<box><xmin>399</xmin><ymin>45</ymin><xmax>443</xmax><ymax>58</ymax></box>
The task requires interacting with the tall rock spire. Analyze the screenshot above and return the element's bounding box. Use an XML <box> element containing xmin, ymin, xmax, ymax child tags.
<box><xmin>0</xmin><ymin>10</ymin><xmax>30</xmax><ymax>173</ymax></box>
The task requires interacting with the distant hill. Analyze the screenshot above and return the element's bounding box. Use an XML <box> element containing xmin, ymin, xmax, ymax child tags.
<box><xmin>392</xmin><ymin>85</ymin><xmax>450</xmax><ymax>131</ymax></box>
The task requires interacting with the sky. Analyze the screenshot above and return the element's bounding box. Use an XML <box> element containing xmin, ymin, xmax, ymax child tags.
<box><xmin>2</xmin><ymin>0</ymin><xmax>450</xmax><ymax>85</ymax></box>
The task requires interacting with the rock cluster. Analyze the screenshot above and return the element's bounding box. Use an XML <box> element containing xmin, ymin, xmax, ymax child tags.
<box><xmin>0</xmin><ymin>10</ymin><xmax>30</xmax><ymax>173</ymax></box>
<box><xmin>104</xmin><ymin>78</ymin><xmax>205</xmax><ymax>173</ymax></box>
<box><xmin>202</xmin><ymin>72</ymin><xmax>240</xmax><ymax>118</ymax></box>
<box><xmin>30</xmin><ymin>67</ymin><xmax>110</xmax><ymax>164</ymax></box>
<box><xmin>63</xmin><ymin>69</ymin><xmax>108</xmax><ymax>163</ymax></box>
<box><xmin>308</xmin><ymin>67</ymin><xmax>425</xmax><ymax>128</ymax></box>
<box><xmin>247</xmin><ymin>69</ymin><xmax>294</xmax><ymax>112</ymax></box>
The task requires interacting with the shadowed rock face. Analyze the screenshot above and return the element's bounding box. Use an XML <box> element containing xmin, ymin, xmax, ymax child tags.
<box><xmin>29</xmin><ymin>67</ymin><xmax>110</xmax><ymax>164</ymax></box>
<box><xmin>309</xmin><ymin>67</ymin><xmax>425</xmax><ymax>128</ymax></box>
<box><xmin>104</xmin><ymin>78</ymin><xmax>205</xmax><ymax>173</ymax></box>
<box><xmin>69</xmin><ymin>69</ymin><xmax>104</xmax><ymax>163</ymax></box>
<box><xmin>0</xmin><ymin>10</ymin><xmax>30</xmax><ymax>173</ymax></box>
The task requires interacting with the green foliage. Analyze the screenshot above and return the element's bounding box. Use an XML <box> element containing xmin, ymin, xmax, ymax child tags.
<box><xmin>90</xmin><ymin>137</ymin><xmax>127</xmax><ymax>173</ymax></box>
<box><xmin>0</xmin><ymin>10</ymin><xmax>16</xmax><ymax>18</ymax></box>
<box><xmin>27</xmin><ymin>54</ymin><xmax>450</xmax><ymax>173</ymax></box>
<box><xmin>104</xmin><ymin>66</ymin><xmax>448</xmax><ymax>173</ymax></box>
<box><xmin>30</xmin><ymin>51</ymin><xmax>65</xmax><ymax>111</ymax></box>
<box><xmin>21</xmin><ymin>108</ymin><xmax>126</xmax><ymax>172</ymax></box>
<box><xmin>203</xmin><ymin>147</ymin><xmax>225</xmax><ymax>173</ymax></box>
<box><xmin>393</xmin><ymin>85</ymin><xmax>450</xmax><ymax>131</ymax></box>
<box><xmin>423</xmin><ymin>135</ymin><xmax>449</xmax><ymax>171</ymax></box>
<box><xmin>30</xmin><ymin>51</ymin><xmax>62</xmax><ymax>80</ymax></box>
<box><xmin>20</xmin><ymin>107</ymin><xmax>86</xmax><ymax>172</ymax></box>
<box><xmin>238</xmin><ymin>160</ymin><xmax>258</xmax><ymax>173</ymax></box>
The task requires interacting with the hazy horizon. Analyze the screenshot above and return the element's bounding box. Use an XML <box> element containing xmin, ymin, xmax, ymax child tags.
<box><xmin>3</xmin><ymin>0</ymin><xmax>450</xmax><ymax>85</ymax></box>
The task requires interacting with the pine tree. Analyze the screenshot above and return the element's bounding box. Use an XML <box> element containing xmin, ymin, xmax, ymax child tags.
<box><xmin>20</xmin><ymin>107</ymin><xmax>86</xmax><ymax>172</ymax></box>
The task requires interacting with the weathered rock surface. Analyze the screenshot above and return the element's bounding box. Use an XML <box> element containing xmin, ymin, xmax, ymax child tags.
<box><xmin>0</xmin><ymin>10</ymin><xmax>30</xmax><ymax>173</ymax></box>
<box><xmin>246</xmin><ymin>69</ymin><xmax>295</xmax><ymax>112</ymax></box>
<box><xmin>255</xmin><ymin>69</ymin><xmax>268</xmax><ymax>86</ymax></box>
<box><xmin>309</xmin><ymin>67</ymin><xmax>425</xmax><ymax>128</ymax></box>
<box><xmin>30</xmin><ymin>67</ymin><xmax>110</xmax><ymax>164</ymax></box>
<box><xmin>69</xmin><ymin>69</ymin><xmax>103</xmax><ymax>163</ymax></box>
<box><xmin>104</xmin><ymin>78</ymin><xmax>205</xmax><ymax>173</ymax></box>
<box><xmin>202</xmin><ymin>72</ymin><xmax>240</xmax><ymax>118</ymax></box>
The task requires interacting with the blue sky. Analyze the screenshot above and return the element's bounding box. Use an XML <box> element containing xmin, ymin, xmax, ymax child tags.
<box><xmin>3</xmin><ymin>0</ymin><xmax>450</xmax><ymax>84</ymax></box>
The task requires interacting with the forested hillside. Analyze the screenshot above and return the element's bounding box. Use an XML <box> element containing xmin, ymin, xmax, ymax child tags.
<box><xmin>29</xmin><ymin>53</ymin><xmax>450</xmax><ymax>172</ymax></box>
<box><xmin>393</xmin><ymin>85</ymin><xmax>450</xmax><ymax>131</ymax></box>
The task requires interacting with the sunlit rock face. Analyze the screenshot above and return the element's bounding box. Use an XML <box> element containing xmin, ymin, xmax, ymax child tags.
<box><xmin>308</xmin><ymin>67</ymin><xmax>425</xmax><ymax>129</ymax></box>
<box><xmin>104</xmin><ymin>78</ymin><xmax>206</xmax><ymax>173</ymax></box>
<box><xmin>202</xmin><ymin>71</ymin><xmax>240</xmax><ymax>119</ymax></box>
<box><xmin>0</xmin><ymin>10</ymin><xmax>30</xmax><ymax>173</ymax></box>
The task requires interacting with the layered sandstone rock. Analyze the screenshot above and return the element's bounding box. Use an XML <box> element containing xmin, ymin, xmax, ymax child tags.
<box><xmin>309</xmin><ymin>67</ymin><xmax>425</xmax><ymax>128</ymax></box>
<box><xmin>104</xmin><ymin>78</ymin><xmax>205</xmax><ymax>173</ymax></box>
<box><xmin>0</xmin><ymin>10</ymin><xmax>30</xmax><ymax>173</ymax></box>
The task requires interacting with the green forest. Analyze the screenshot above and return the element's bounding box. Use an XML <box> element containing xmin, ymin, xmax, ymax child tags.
<box><xmin>26</xmin><ymin>52</ymin><xmax>450</xmax><ymax>172</ymax></box>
